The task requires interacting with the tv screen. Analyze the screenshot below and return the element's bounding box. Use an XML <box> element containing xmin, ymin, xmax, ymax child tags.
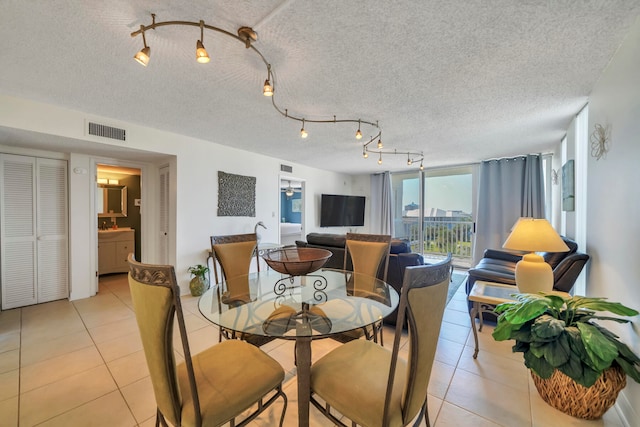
<box><xmin>320</xmin><ymin>194</ymin><xmax>366</xmax><ymax>227</ymax></box>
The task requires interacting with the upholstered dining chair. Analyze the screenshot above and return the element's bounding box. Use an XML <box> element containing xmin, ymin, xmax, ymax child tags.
<box><xmin>336</xmin><ymin>232</ymin><xmax>391</xmax><ymax>344</ymax></box>
<box><xmin>310</xmin><ymin>254</ymin><xmax>452</xmax><ymax>427</ymax></box>
<box><xmin>210</xmin><ymin>233</ymin><xmax>275</xmax><ymax>346</ymax></box>
<box><xmin>127</xmin><ymin>254</ymin><xmax>287</xmax><ymax>427</ymax></box>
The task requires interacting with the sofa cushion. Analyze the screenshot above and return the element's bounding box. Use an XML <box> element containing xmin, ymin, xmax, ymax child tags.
<box><xmin>390</xmin><ymin>239</ymin><xmax>411</xmax><ymax>254</ymax></box>
<box><xmin>306</xmin><ymin>233</ymin><xmax>346</xmax><ymax>248</ymax></box>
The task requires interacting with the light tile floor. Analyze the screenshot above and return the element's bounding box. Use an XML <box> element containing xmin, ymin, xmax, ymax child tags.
<box><xmin>0</xmin><ymin>273</ymin><xmax>627</xmax><ymax>426</ymax></box>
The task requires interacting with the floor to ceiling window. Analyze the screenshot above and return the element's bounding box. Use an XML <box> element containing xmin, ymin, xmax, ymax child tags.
<box><xmin>391</xmin><ymin>166</ymin><xmax>475</xmax><ymax>268</ymax></box>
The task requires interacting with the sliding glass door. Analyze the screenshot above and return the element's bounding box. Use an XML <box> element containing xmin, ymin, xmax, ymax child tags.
<box><xmin>391</xmin><ymin>166</ymin><xmax>475</xmax><ymax>268</ymax></box>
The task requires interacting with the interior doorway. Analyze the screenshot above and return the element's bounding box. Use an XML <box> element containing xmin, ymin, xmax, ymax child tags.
<box><xmin>95</xmin><ymin>163</ymin><xmax>142</xmax><ymax>291</ymax></box>
<box><xmin>279</xmin><ymin>178</ymin><xmax>305</xmax><ymax>246</ymax></box>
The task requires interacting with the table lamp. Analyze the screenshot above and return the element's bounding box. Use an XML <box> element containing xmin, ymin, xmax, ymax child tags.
<box><xmin>502</xmin><ymin>218</ymin><xmax>569</xmax><ymax>293</ymax></box>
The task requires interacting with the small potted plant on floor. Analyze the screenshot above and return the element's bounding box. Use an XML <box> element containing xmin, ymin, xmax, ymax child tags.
<box><xmin>492</xmin><ymin>293</ymin><xmax>640</xmax><ymax>420</ymax></box>
<box><xmin>187</xmin><ymin>264</ymin><xmax>209</xmax><ymax>296</ymax></box>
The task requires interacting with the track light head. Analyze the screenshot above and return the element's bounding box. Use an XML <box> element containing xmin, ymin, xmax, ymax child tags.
<box><xmin>263</xmin><ymin>79</ymin><xmax>273</xmax><ymax>96</ymax></box>
<box><xmin>134</xmin><ymin>46</ymin><xmax>151</xmax><ymax>66</ymax></box>
<box><xmin>263</xmin><ymin>65</ymin><xmax>273</xmax><ymax>96</ymax></box>
<box><xmin>196</xmin><ymin>40</ymin><xmax>210</xmax><ymax>63</ymax></box>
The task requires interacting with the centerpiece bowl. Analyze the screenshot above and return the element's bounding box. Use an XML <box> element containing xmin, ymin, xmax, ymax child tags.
<box><xmin>262</xmin><ymin>248</ymin><xmax>332</xmax><ymax>276</ymax></box>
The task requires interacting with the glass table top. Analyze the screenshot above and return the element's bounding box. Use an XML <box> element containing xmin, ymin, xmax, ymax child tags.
<box><xmin>198</xmin><ymin>268</ymin><xmax>399</xmax><ymax>339</ymax></box>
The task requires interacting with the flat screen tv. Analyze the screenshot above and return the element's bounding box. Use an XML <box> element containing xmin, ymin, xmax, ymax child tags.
<box><xmin>320</xmin><ymin>194</ymin><xmax>366</xmax><ymax>227</ymax></box>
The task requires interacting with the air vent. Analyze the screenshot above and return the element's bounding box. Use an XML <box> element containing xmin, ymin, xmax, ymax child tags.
<box><xmin>280</xmin><ymin>164</ymin><xmax>293</xmax><ymax>173</ymax></box>
<box><xmin>87</xmin><ymin>122</ymin><xmax>126</xmax><ymax>141</ymax></box>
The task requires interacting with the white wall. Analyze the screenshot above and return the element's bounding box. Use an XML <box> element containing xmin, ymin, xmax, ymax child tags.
<box><xmin>0</xmin><ymin>95</ymin><xmax>357</xmax><ymax>300</ymax></box>
<box><xmin>585</xmin><ymin>17</ymin><xmax>640</xmax><ymax>425</ymax></box>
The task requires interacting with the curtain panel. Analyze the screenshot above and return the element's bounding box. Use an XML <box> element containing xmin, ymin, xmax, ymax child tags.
<box><xmin>472</xmin><ymin>154</ymin><xmax>545</xmax><ymax>266</ymax></box>
<box><xmin>370</xmin><ymin>172</ymin><xmax>394</xmax><ymax>235</ymax></box>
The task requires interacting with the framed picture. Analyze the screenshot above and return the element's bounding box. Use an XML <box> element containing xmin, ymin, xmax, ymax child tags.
<box><xmin>562</xmin><ymin>160</ymin><xmax>575</xmax><ymax>212</ymax></box>
<box><xmin>292</xmin><ymin>199</ymin><xmax>302</xmax><ymax>213</ymax></box>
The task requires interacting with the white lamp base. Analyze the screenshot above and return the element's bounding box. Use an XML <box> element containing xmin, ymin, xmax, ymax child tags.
<box><xmin>514</xmin><ymin>253</ymin><xmax>553</xmax><ymax>293</ymax></box>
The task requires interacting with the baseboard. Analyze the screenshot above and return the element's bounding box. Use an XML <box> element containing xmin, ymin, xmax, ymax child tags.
<box><xmin>614</xmin><ymin>389</ymin><xmax>636</xmax><ymax>427</ymax></box>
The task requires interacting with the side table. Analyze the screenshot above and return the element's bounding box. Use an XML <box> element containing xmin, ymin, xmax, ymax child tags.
<box><xmin>468</xmin><ymin>281</ymin><xmax>570</xmax><ymax>358</ymax></box>
<box><xmin>468</xmin><ymin>281</ymin><xmax>520</xmax><ymax>359</ymax></box>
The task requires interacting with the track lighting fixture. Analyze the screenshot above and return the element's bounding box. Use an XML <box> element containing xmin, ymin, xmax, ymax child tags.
<box><xmin>407</xmin><ymin>155</ymin><xmax>412</xmax><ymax>166</ymax></box>
<box><xmin>133</xmin><ymin>26</ymin><xmax>150</xmax><ymax>66</ymax></box>
<box><xmin>130</xmin><ymin>13</ymin><xmax>424</xmax><ymax>168</ymax></box>
<box><xmin>196</xmin><ymin>21</ymin><xmax>210</xmax><ymax>63</ymax></box>
<box><xmin>420</xmin><ymin>161</ymin><xmax>424</xmax><ymax>171</ymax></box>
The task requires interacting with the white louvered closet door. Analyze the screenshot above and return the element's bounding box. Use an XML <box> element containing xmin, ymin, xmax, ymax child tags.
<box><xmin>1</xmin><ymin>155</ymin><xmax>37</xmax><ymax>309</ymax></box>
<box><xmin>1</xmin><ymin>154</ymin><xmax>68</xmax><ymax>309</ymax></box>
<box><xmin>36</xmin><ymin>158</ymin><xmax>68</xmax><ymax>303</ymax></box>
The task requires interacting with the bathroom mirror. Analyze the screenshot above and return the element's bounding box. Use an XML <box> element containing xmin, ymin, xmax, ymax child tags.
<box><xmin>97</xmin><ymin>184</ymin><xmax>128</xmax><ymax>218</ymax></box>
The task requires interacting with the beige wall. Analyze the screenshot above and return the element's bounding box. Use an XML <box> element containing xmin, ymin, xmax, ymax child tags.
<box><xmin>585</xmin><ymin>17</ymin><xmax>640</xmax><ymax>424</ymax></box>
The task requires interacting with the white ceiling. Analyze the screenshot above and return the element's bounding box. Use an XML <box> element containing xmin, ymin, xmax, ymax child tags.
<box><xmin>1</xmin><ymin>1</ymin><xmax>638</xmax><ymax>174</ymax></box>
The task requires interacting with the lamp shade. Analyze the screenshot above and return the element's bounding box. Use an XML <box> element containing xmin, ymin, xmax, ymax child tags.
<box><xmin>503</xmin><ymin>218</ymin><xmax>569</xmax><ymax>253</ymax></box>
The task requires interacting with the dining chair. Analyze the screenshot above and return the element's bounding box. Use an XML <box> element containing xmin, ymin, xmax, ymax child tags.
<box><xmin>336</xmin><ymin>232</ymin><xmax>391</xmax><ymax>344</ymax></box>
<box><xmin>310</xmin><ymin>254</ymin><xmax>452</xmax><ymax>427</ymax></box>
<box><xmin>210</xmin><ymin>233</ymin><xmax>275</xmax><ymax>346</ymax></box>
<box><xmin>127</xmin><ymin>254</ymin><xmax>287</xmax><ymax>427</ymax></box>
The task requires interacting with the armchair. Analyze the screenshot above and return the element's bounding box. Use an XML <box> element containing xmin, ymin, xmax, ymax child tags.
<box><xmin>466</xmin><ymin>236</ymin><xmax>589</xmax><ymax>317</ymax></box>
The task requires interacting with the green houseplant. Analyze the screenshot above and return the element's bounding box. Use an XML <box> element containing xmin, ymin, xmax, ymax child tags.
<box><xmin>492</xmin><ymin>293</ymin><xmax>640</xmax><ymax>419</ymax></box>
<box><xmin>187</xmin><ymin>264</ymin><xmax>209</xmax><ymax>296</ymax></box>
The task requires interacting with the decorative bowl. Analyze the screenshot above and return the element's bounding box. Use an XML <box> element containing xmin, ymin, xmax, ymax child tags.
<box><xmin>262</xmin><ymin>248</ymin><xmax>332</xmax><ymax>276</ymax></box>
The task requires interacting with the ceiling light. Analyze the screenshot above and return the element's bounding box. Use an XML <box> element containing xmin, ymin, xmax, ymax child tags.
<box><xmin>285</xmin><ymin>181</ymin><xmax>295</xmax><ymax>197</ymax></box>
<box><xmin>263</xmin><ymin>64</ymin><xmax>273</xmax><ymax>96</ymax></box>
<box><xmin>133</xmin><ymin>26</ymin><xmax>150</xmax><ymax>66</ymax></box>
<box><xmin>196</xmin><ymin>21</ymin><xmax>210</xmax><ymax>63</ymax></box>
<box><xmin>196</xmin><ymin>40</ymin><xmax>210</xmax><ymax>63</ymax></box>
<box><xmin>97</xmin><ymin>178</ymin><xmax>108</xmax><ymax>184</ymax></box>
<box><xmin>363</xmin><ymin>149</ymin><xmax>368</xmax><ymax>159</ymax></box>
<box><xmin>355</xmin><ymin>120</ymin><xmax>362</xmax><ymax>139</ymax></box>
<box><xmin>407</xmin><ymin>155</ymin><xmax>412</xmax><ymax>166</ymax></box>
<box><xmin>420</xmin><ymin>161</ymin><xmax>424</xmax><ymax>171</ymax></box>
<box><xmin>300</xmin><ymin>119</ymin><xmax>308</xmax><ymax>139</ymax></box>
<box><xmin>378</xmin><ymin>153</ymin><xmax>382</xmax><ymax>165</ymax></box>
<box><xmin>377</xmin><ymin>138</ymin><xmax>383</xmax><ymax>149</ymax></box>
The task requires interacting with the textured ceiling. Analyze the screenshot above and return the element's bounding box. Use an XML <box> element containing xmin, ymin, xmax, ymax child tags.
<box><xmin>1</xmin><ymin>1</ymin><xmax>638</xmax><ymax>174</ymax></box>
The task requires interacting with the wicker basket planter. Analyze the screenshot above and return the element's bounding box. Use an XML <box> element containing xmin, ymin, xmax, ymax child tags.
<box><xmin>531</xmin><ymin>366</ymin><xmax>627</xmax><ymax>420</ymax></box>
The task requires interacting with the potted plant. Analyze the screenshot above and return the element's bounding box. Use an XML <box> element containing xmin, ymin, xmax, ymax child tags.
<box><xmin>492</xmin><ymin>293</ymin><xmax>640</xmax><ymax>420</ymax></box>
<box><xmin>187</xmin><ymin>264</ymin><xmax>209</xmax><ymax>296</ymax></box>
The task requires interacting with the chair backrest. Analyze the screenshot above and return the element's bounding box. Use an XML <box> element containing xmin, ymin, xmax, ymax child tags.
<box><xmin>384</xmin><ymin>254</ymin><xmax>452</xmax><ymax>425</ymax></box>
<box><xmin>127</xmin><ymin>254</ymin><xmax>202</xmax><ymax>427</ymax></box>
<box><xmin>210</xmin><ymin>233</ymin><xmax>259</xmax><ymax>285</ymax></box>
<box><xmin>344</xmin><ymin>233</ymin><xmax>391</xmax><ymax>281</ymax></box>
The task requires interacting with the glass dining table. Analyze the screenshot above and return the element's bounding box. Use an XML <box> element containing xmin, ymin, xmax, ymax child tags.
<box><xmin>198</xmin><ymin>268</ymin><xmax>399</xmax><ymax>427</ymax></box>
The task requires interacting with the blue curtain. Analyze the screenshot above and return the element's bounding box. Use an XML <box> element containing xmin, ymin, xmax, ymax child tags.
<box><xmin>472</xmin><ymin>154</ymin><xmax>545</xmax><ymax>266</ymax></box>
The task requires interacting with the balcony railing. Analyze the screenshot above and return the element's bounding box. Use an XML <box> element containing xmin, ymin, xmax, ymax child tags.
<box><xmin>394</xmin><ymin>217</ymin><xmax>474</xmax><ymax>268</ymax></box>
